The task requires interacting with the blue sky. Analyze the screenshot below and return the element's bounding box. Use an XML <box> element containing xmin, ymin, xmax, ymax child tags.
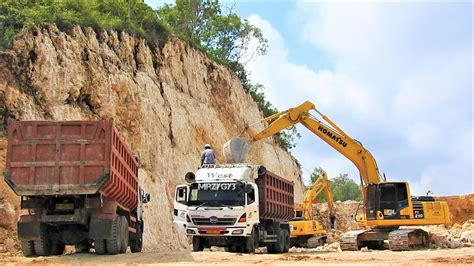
<box><xmin>146</xmin><ymin>1</ymin><xmax>473</xmax><ymax>196</ymax></box>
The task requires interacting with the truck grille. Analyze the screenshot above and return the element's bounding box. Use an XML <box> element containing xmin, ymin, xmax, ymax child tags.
<box><xmin>192</xmin><ymin>217</ymin><xmax>236</xmax><ymax>226</ymax></box>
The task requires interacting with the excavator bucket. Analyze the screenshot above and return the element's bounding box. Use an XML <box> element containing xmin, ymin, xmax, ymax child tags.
<box><xmin>222</xmin><ymin>137</ymin><xmax>250</xmax><ymax>163</ymax></box>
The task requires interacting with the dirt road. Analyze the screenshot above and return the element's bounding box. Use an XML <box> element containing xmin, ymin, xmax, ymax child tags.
<box><xmin>1</xmin><ymin>247</ymin><xmax>473</xmax><ymax>265</ymax></box>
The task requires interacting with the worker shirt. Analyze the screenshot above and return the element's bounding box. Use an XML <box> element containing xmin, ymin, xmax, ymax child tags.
<box><xmin>201</xmin><ymin>149</ymin><xmax>216</xmax><ymax>164</ymax></box>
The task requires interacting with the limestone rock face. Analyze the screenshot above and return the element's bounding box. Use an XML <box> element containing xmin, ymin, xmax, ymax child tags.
<box><xmin>0</xmin><ymin>25</ymin><xmax>304</xmax><ymax>251</ymax></box>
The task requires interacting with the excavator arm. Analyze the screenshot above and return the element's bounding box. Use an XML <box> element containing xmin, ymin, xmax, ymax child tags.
<box><xmin>303</xmin><ymin>170</ymin><xmax>337</xmax><ymax>229</ymax></box>
<box><xmin>246</xmin><ymin>101</ymin><xmax>382</xmax><ymax>185</ymax></box>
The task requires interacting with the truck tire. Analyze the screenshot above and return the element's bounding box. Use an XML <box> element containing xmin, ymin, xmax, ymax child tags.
<box><xmin>266</xmin><ymin>243</ymin><xmax>275</xmax><ymax>254</ymax></box>
<box><xmin>225</xmin><ymin>245</ymin><xmax>240</xmax><ymax>253</ymax></box>
<box><xmin>106</xmin><ymin>216</ymin><xmax>121</xmax><ymax>255</ymax></box>
<box><xmin>34</xmin><ymin>223</ymin><xmax>52</xmax><ymax>256</ymax></box>
<box><xmin>51</xmin><ymin>241</ymin><xmax>66</xmax><ymax>255</ymax></box>
<box><xmin>94</xmin><ymin>239</ymin><xmax>107</xmax><ymax>254</ymax></box>
<box><xmin>273</xmin><ymin>229</ymin><xmax>285</xmax><ymax>254</ymax></box>
<box><xmin>20</xmin><ymin>240</ymin><xmax>36</xmax><ymax>257</ymax></box>
<box><xmin>243</xmin><ymin>230</ymin><xmax>256</xmax><ymax>254</ymax></box>
<box><xmin>119</xmin><ymin>216</ymin><xmax>129</xmax><ymax>254</ymax></box>
<box><xmin>282</xmin><ymin>229</ymin><xmax>290</xmax><ymax>253</ymax></box>
<box><xmin>130</xmin><ymin>223</ymin><xmax>143</xmax><ymax>253</ymax></box>
<box><xmin>192</xmin><ymin>237</ymin><xmax>204</xmax><ymax>252</ymax></box>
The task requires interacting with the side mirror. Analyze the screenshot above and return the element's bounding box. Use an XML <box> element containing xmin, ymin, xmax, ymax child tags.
<box><xmin>244</xmin><ymin>184</ymin><xmax>253</xmax><ymax>193</ymax></box>
<box><xmin>258</xmin><ymin>165</ymin><xmax>267</xmax><ymax>176</ymax></box>
<box><xmin>142</xmin><ymin>193</ymin><xmax>151</xmax><ymax>203</ymax></box>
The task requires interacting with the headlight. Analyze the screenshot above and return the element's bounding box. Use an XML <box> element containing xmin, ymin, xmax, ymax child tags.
<box><xmin>232</xmin><ymin>229</ymin><xmax>244</xmax><ymax>235</ymax></box>
<box><xmin>186</xmin><ymin>229</ymin><xmax>196</xmax><ymax>234</ymax></box>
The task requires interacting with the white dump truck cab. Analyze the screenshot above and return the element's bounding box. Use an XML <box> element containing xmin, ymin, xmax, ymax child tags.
<box><xmin>173</xmin><ymin>164</ymin><xmax>293</xmax><ymax>254</ymax></box>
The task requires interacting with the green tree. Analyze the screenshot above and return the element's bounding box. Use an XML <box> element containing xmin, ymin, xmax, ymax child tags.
<box><xmin>310</xmin><ymin>166</ymin><xmax>325</xmax><ymax>184</ymax></box>
<box><xmin>157</xmin><ymin>0</ymin><xmax>267</xmax><ymax>69</ymax></box>
<box><xmin>309</xmin><ymin>168</ymin><xmax>362</xmax><ymax>202</ymax></box>
<box><xmin>331</xmin><ymin>173</ymin><xmax>362</xmax><ymax>201</ymax></box>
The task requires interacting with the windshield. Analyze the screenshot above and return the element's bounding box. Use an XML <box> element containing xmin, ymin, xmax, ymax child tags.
<box><xmin>188</xmin><ymin>182</ymin><xmax>245</xmax><ymax>207</ymax></box>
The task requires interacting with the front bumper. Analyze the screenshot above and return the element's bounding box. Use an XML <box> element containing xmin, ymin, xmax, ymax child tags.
<box><xmin>185</xmin><ymin>225</ymin><xmax>250</xmax><ymax>237</ymax></box>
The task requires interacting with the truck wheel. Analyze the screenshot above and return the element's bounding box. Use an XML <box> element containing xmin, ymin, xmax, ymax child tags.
<box><xmin>225</xmin><ymin>245</ymin><xmax>240</xmax><ymax>253</ymax></box>
<box><xmin>273</xmin><ymin>229</ymin><xmax>285</xmax><ymax>254</ymax></box>
<box><xmin>94</xmin><ymin>239</ymin><xmax>107</xmax><ymax>254</ymax></box>
<box><xmin>243</xmin><ymin>230</ymin><xmax>256</xmax><ymax>254</ymax></box>
<box><xmin>266</xmin><ymin>243</ymin><xmax>275</xmax><ymax>254</ymax></box>
<box><xmin>130</xmin><ymin>223</ymin><xmax>143</xmax><ymax>253</ymax></box>
<box><xmin>51</xmin><ymin>241</ymin><xmax>66</xmax><ymax>255</ymax></box>
<box><xmin>231</xmin><ymin>246</ymin><xmax>241</xmax><ymax>253</ymax></box>
<box><xmin>106</xmin><ymin>216</ymin><xmax>121</xmax><ymax>255</ymax></box>
<box><xmin>282</xmin><ymin>229</ymin><xmax>290</xmax><ymax>253</ymax></box>
<box><xmin>192</xmin><ymin>237</ymin><xmax>204</xmax><ymax>252</ymax></box>
<box><xmin>20</xmin><ymin>240</ymin><xmax>36</xmax><ymax>257</ymax></box>
<box><xmin>119</xmin><ymin>216</ymin><xmax>129</xmax><ymax>254</ymax></box>
<box><xmin>34</xmin><ymin>223</ymin><xmax>52</xmax><ymax>256</ymax></box>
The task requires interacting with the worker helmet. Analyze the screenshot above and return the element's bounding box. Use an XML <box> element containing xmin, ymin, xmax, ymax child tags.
<box><xmin>204</xmin><ymin>144</ymin><xmax>211</xmax><ymax>149</ymax></box>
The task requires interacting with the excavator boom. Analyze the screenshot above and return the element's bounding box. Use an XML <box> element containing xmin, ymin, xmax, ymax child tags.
<box><xmin>248</xmin><ymin>101</ymin><xmax>382</xmax><ymax>185</ymax></box>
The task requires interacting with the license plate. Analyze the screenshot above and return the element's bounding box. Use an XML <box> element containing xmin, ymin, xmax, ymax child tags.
<box><xmin>207</xmin><ymin>229</ymin><xmax>220</xmax><ymax>234</ymax></box>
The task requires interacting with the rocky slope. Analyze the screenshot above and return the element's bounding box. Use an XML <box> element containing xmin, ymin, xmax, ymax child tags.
<box><xmin>0</xmin><ymin>25</ymin><xmax>304</xmax><ymax>252</ymax></box>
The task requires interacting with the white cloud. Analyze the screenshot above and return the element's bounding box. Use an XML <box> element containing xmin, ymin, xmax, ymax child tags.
<box><xmin>245</xmin><ymin>2</ymin><xmax>472</xmax><ymax>196</ymax></box>
<box><xmin>246</xmin><ymin>15</ymin><xmax>378</xmax><ymax>118</ymax></box>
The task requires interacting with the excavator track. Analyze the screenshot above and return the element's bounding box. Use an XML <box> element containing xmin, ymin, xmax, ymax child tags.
<box><xmin>388</xmin><ymin>229</ymin><xmax>429</xmax><ymax>251</ymax></box>
<box><xmin>306</xmin><ymin>236</ymin><xmax>326</xmax><ymax>248</ymax></box>
<box><xmin>340</xmin><ymin>230</ymin><xmax>368</xmax><ymax>251</ymax></box>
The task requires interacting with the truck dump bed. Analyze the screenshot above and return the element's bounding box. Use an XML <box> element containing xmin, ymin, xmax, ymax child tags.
<box><xmin>255</xmin><ymin>170</ymin><xmax>294</xmax><ymax>221</ymax></box>
<box><xmin>5</xmin><ymin>120</ymin><xmax>138</xmax><ymax>211</ymax></box>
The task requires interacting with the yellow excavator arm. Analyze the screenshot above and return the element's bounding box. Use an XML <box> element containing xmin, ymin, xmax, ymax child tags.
<box><xmin>246</xmin><ymin>101</ymin><xmax>382</xmax><ymax>186</ymax></box>
<box><xmin>302</xmin><ymin>169</ymin><xmax>336</xmax><ymax>229</ymax></box>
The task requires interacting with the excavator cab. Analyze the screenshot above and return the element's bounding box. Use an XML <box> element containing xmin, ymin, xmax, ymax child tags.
<box><xmin>365</xmin><ymin>182</ymin><xmax>410</xmax><ymax>220</ymax></box>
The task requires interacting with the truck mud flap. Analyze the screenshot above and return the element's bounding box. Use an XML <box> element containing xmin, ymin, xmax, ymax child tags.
<box><xmin>89</xmin><ymin>219</ymin><xmax>114</xmax><ymax>239</ymax></box>
<box><xmin>17</xmin><ymin>221</ymin><xmax>41</xmax><ymax>241</ymax></box>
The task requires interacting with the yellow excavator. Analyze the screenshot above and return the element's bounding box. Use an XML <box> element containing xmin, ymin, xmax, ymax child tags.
<box><xmin>290</xmin><ymin>169</ymin><xmax>336</xmax><ymax>248</ymax></box>
<box><xmin>224</xmin><ymin>101</ymin><xmax>450</xmax><ymax>251</ymax></box>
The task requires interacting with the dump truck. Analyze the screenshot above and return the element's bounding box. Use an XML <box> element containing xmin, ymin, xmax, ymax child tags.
<box><xmin>4</xmin><ymin>120</ymin><xmax>150</xmax><ymax>257</ymax></box>
<box><xmin>173</xmin><ymin>164</ymin><xmax>294</xmax><ymax>253</ymax></box>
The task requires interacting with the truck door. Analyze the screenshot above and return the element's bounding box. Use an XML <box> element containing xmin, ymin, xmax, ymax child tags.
<box><xmin>173</xmin><ymin>185</ymin><xmax>189</xmax><ymax>234</ymax></box>
<box><xmin>246</xmin><ymin>184</ymin><xmax>259</xmax><ymax>223</ymax></box>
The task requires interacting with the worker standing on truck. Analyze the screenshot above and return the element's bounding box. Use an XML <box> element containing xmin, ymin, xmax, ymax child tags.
<box><xmin>200</xmin><ymin>144</ymin><xmax>216</xmax><ymax>165</ymax></box>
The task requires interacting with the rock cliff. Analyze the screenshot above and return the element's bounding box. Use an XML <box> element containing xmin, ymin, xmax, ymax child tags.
<box><xmin>0</xmin><ymin>25</ymin><xmax>304</xmax><ymax>252</ymax></box>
